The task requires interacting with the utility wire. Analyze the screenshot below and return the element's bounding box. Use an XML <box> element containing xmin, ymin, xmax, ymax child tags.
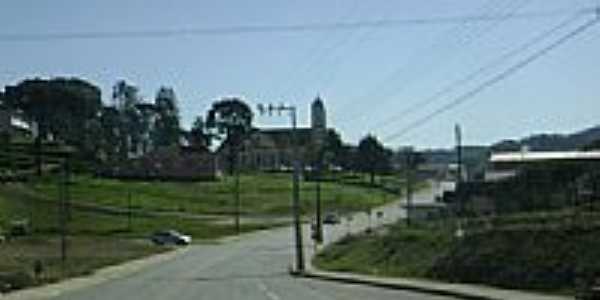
<box><xmin>383</xmin><ymin>16</ymin><xmax>599</xmax><ymax>142</ymax></box>
<box><xmin>0</xmin><ymin>8</ymin><xmax>595</xmax><ymax>42</ymax></box>
<box><xmin>336</xmin><ymin>0</ymin><xmax>531</xmax><ymax>126</ymax></box>
<box><xmin>275</xmin><ymin>0</ymin><xmax>361</xmax><ymax>100</ymax></box>
<box><xmin>371</xmin><ymin>12</ymin><xmax>584</xmax><ymax>132</ymax></box>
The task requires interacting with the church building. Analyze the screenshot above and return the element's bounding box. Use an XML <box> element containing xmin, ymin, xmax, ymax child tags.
<box><xmin>225</xmin><ymin>96</ymin><xmax>328</xmax><ymax>171</ymax></box>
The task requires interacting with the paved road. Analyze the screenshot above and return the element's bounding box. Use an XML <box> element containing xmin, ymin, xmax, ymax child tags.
<box><xmin>49</xmin><ymin>184</ymin><xmax>453</xmax><ymax>300</ymax></box>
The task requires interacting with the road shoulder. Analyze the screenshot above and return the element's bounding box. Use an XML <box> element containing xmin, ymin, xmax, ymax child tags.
<box><xmin>299</xmin><ymin>263</ymin><xmax>569</xmax><ymax>300</ymax></box>
<box><xmin>0</xmin><ymin>247</ymin><xmax>188</xmax><ymax>300</ymax></box>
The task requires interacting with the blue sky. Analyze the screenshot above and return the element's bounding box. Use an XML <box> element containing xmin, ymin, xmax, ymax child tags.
<box><xmin>1</xmin><ymin>0</ymin><xmax>599</xmax><ymax>149</ymax></box>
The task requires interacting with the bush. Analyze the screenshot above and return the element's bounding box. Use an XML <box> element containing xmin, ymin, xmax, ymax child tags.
<box><xmin>428</xmin><ymin>227</ymin><xmax>600</xmax><ymax>292</ymax></box>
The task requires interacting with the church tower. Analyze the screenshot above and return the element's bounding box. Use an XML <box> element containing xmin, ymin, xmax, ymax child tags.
<box><xmin>311</xmin><ymin>96</ymin><xmax>326</xmax><ymax>130</ymax></box>
<box><xmin>311</xmin><ymin>96</ymin><xmax>326</xmax><ymax>148</ymax></box>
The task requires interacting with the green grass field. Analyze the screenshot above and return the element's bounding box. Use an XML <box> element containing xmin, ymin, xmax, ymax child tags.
<box><xmin>0</xmin><ymin>235</ymin><xmax>165</xmax><ymax>292</ymax></box>
<box><xmin>314</xmin><ymin>224</ymin><xmax>453</xmax><ymax>278</ymax></box>
<box><xmin>0</xmin><ymin>172</ymin><xmax>398</xmax><ymax>292</ymax></box>
<box><xmin>26</xmin><ymin>173</ymin><xmax>397</xmax><ymax>216</ymax></box>
<box><xmin>0</xmin><ymin>188</ymin><xmax>283</xmax><ymax>293</ymax></box>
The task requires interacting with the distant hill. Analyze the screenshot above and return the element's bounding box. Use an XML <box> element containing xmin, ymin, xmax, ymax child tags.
<box><xmin>492</xmin><ymin>125</ymin><xmax>600</xmax><ymax>152</ymax></box>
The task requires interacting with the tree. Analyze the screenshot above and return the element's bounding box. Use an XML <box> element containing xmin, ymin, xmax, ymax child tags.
<box><xmin>152</xmin><ymin>87</ymin><xmax>181</xmax><ymax>148</ymax></box>
<box><xmin>357</xmin><ymin>134</ymin><xmax>390</xmax><ymax>186</ymax></box>
<box><xmin>4</xmin><ymin>78</ymin><xmax>102</xmax><ymax>172</ymax></box>
<box><xmin>582</xmin><ymin>139</ymin><xmax>600</xmax><ymax>151</ymax></box>
<box><xmin>111</xmin><ymin>80</ymin><xmax>144</xmax><ymax>159</ymax></box>
<box><xmin>189</xmin><ymin>116</ymin><xmax>211</xmax><ymax>150</ymax></box>
<box><xmin>5</xmin><ymin>78</ymin><xmax>101</xmax><ymax>142</ymax></box>
<box><xmin>206</xmin><ymin>97</ymin><xmax>253</xmax><ymax>173</ymax></box>
<box><xmin>98</xmin><ymin>106</ymin><xmax>121</xmax><ymax>163</ymax></box>
<box><xmin>112</xmin><ymin>80</ymin><xmax>139</xmax><ymax>110</ymax></box>
<box><xmin>323</xmin><ymin>129</ymin><xmax>344</xmax><ymax>167</ymax></box>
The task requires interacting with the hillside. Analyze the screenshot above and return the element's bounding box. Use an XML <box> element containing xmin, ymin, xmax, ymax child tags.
<box><xmin>492</xmin><ymin>125</ymin><xmax>600</xmax><ymax>152</ymax></box>
<box><xmin>315</xmin><ymin>222</ymin><xmax>600</xmax><ymax>295</ymax></box>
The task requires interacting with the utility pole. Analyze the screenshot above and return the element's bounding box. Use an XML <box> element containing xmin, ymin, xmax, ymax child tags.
<box><xmin>234</xmin><ymin>152</ymin><xmax>241</xmax><ymax>234</ymax></box>
<box><xmin>60</xmin><ymin>154</ymin><xmax>70</xmax><ymax>271</ymax></box>
<box><xmin>315</xmin><ymin>156</ymin><xmax>323</xmax><ymax>243</ymax></box>
<box><xmin>405</xmin><ymin>148</ymin><xmax>413</xmax><ymax>227</ymax></box>
<box><xmin>455</xmin><ymin>124</ymin><xmax>463</xmax><ymax>217</ymax></box>
<box><xmin>127</xmin><ymin>189</ymin><xmax>132</xmax><ymax>231</ymax></box>
<box><xmin>314</xmin><ymin>147</ymin><xmax>324</xmax><ymax>244</ymax></box>
<box><xmin>258</xmin><ymin>103</ymin><xmax>305</xmax><ymax>273</ymax></box>
<box><xmin>226</xmin><ymin>125</ymin><xmax>242</xmax><ymax>235</ymax></box>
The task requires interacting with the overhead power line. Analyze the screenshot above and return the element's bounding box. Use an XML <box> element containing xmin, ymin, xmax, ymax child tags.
<box><xmin>383</xmin><ymin>16</ymin><xmax>599</xmax><ymax>142</ymax></box>
<box><xmin>276</xmin><ymin>0</ymin><xmax>362</xmax><ymax>100</ymax></box>
<box><xmin>0</xmin><ymin>8</ymin><xmax>595</xmax><ymax>42</ymax></box>
<box><xmin>339</xmin><ymin>0</ymin><xmax>531</xmax><ymax>127</ymax></box>
<box><xmin>371</xmin><ymin>12</ymin><xmax>584</xmax><ymax>132</ymax></box>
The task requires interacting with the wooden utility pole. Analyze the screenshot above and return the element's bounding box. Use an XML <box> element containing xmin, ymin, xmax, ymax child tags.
<box><xmin>127</xmin><ymin>189</ymin><xmax>133</xmax><ymax>231</ymax></box>
<box><xmin>315</xmin><ymin>158</ymin><xmax>323</xmax><ymax>243</ymax></box>
<box><xmin>455</xmin><ymin>124</ymin><xmax>463</xmax><ymax>216</ymax></box>
<box><xmin>234</xmin><ymin>154</ymin><xmax>241</xmax><ymax>234</ymax></box>
<box><xmin>60</xmin><ymin>154</ymin><xmax>70</xmax><ymax>271</ymax></box>
<box><xmin>258</xmin><ymin>103</ymin><xmax>304</xmax><ymax>272</ymax></box>
<box><xmin>405</xmin><ymin>149</ymin><xmax>413</xmax><ymax>227</ymax></box>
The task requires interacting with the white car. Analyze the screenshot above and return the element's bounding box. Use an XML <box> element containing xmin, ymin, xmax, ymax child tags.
<box><xmin>151</xmin><ymin>230</ymin><xmax>192</xmax><ymax>246</ymax></box>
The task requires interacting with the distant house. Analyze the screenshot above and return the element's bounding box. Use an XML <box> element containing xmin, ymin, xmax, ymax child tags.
<box><xmin>218</xmin><ymin>97</ymin><xmax>329</xmax><ymax>172</ymax></box>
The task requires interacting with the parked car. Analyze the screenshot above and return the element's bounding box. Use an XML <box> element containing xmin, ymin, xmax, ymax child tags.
<box><xmin>150</xmin><ymin>230</ymin><xmax>192</xmax><ymax>246</ymax></box>
<box><xmin>323</xmin><ymin>213</ymin><xmax>340</xmax><ymax>225</ymax></box>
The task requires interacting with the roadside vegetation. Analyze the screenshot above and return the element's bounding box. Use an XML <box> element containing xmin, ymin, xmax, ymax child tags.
<box><xmin>314</xmin><ymin>217</ymin><xmax>600</xmax><ymax>296</ymax></box>
<box><xmin>314</xmin><ymin>224</ymin><xmax>453</xmax><ymax>278</ymax></box>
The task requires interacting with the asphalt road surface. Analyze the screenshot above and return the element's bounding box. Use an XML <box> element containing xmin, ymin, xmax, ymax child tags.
<box><xmin>51</xmin><ymin>185</ymin><xmax>453</xmax><ymax>300</ymax></box>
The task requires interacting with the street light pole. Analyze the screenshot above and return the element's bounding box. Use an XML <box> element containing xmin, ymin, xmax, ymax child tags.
<box><xmin>258</xmin><ymin>103</ymin><xmax>305</xmax><ymax>272</ymax></box>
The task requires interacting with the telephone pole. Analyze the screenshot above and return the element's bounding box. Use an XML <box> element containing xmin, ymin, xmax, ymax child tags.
<box><xmin>315</xmin><ymin>154</ymin><xmax>323</xmax><ymax>243</ymax></box>
<box><xmin>455</xmin><ymin>124</ymin><xmax>463</xmax><ymax>216</ymax></box>
<box><xmin>127</xmin><ymin>189</ymin><xmax>133</xmax><ymax>231</ymax></box>
<box><xmin>234</xmin><ymin>156</ymin><xmax>241</xmax><ymax>234</ymax></box>
<box><xmin>258</xmin><ymin>103</ymin><xmax>305</xmax><ymax>272</ymax></box>
<box><xmin>60</xmin><ymin>153</ymin><xmax>71</xmax><ymax>270</ymax></box>
<box><xmin>405</xmin><ymin>148</ymin><xmax>413</xmax><ymax>227</ymax></box>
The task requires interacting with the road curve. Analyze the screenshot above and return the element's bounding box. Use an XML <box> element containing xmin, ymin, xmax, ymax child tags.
<box><xmin>48</xmin><ymin>186</ymin><xmax>453</xmax><ymax>300</ymax></box>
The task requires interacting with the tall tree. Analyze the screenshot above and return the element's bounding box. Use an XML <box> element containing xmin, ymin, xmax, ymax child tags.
<box><xmin>206</xmin><ymin>97</ymin><xmax>253</xmax><ymax>173</ymax></box>
<box><xmin>357</xmin><ymin>134</ymin><xmax>390</xmax><ymax>186</ymax></box>
<box><xmin>189</xmin><ymin>116</ymin><xmax>211</xmax><ymax>150</ymax></box>
<box><xmin>99</xmin><ymin>106</ymin><xmax>121</xmax><ymax>163</ymax></box>
<box><xmin>152</xmin><ymin>87</ymin><xmax>180</xmax><ymax>148</ymax></box>
<box><xmin>112</xmin><ymin>80</ymin><xmax>144</xmax><ymax>159</ymax></box>
<box><xmin>4</xmin><ymin>78</ymin><xmax>102</xmax><ymax>171</ymax></box>
<box><xmin>323</xmin><ymin>129</ymin><xmax>344</xmax><ymax>167</ymax></box>
<box><xmin>112</xmin><ymin>80</ymin><xmax>139</xmax><ymax>110</ymax></box>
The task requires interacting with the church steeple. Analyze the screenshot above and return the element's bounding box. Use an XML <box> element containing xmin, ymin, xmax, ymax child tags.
<box><xmin>311</xmin><ymin>95</ymin><xmax>326</xmax><ymax>130</ymax></box>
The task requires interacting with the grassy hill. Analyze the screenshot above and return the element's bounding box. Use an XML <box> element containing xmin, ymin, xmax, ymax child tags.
<box><xmin>25</xmin><ymin>173</ymin><xmax>396</xmax><ymax>216</ymax></box>
<box><xmin>314</xmin><ymin>220</ymin><xmax>600</xmax><ymax>296</ymax></box>
<box><xmin>0</xmin><ymin>172</ymin><xmax>398</xmax><ymax>292</ymax></box>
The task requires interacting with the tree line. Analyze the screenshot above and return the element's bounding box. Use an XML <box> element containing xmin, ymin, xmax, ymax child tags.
<box><xmin>1</xmin><ymin>76</ymin><xmax>395</xmax><ymax>181</ymax></box>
